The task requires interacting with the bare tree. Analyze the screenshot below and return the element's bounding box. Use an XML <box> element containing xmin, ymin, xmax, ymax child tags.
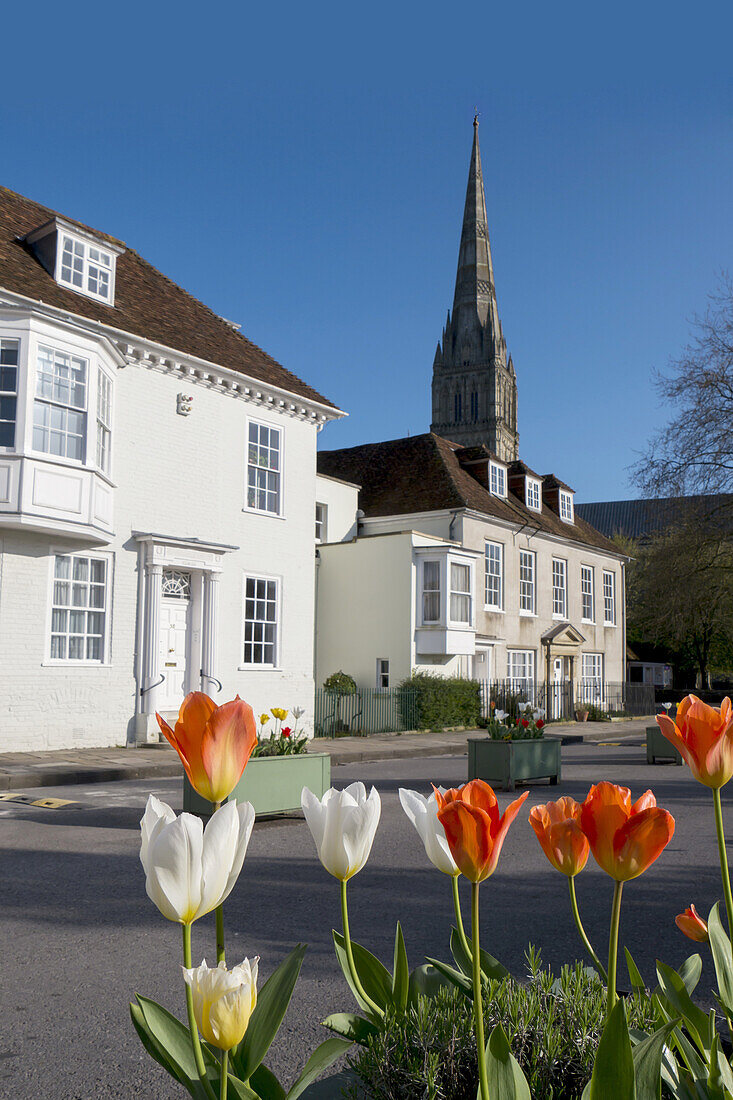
<box><xmin>633</xmin><ymin>277</ymin><xmax>733</xmax><ymax>502</ymax></box>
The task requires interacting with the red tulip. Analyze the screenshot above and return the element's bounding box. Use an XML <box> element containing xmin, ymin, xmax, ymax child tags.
<box><xmin>529</xmin><ymin>797</ymin><xmax>589</xmax><ymax>877</ymax></box>
<box><xmin>580</xmin><ymin>782</ymin><xmax>674</xmax><ymax>882</ymax></box>
<box><xmin>157</xmin><ymin>692</ymin><xmax>257</xmax><ymax>803</ymax></box>
<box><xmin>536</xmin><ymin>719</ymin><xmax>545</xmax><ymax>730</ymax></box>
<box><xmin>657</xmin><ymin>695</ymin><xmax>733</xmax><ymax>788</ymax></box>
<box><xmin>521</xmin><ymin>719</ymin><xmax>529</xmax><ymax>728</ymax></box>
<box><xmin>675</xmin><ymin>904</ymin><xmax>709</xmax><ymax>943</ymax></box>
<box><xmin>282</xmin><ymin>727</ymin><xmax>292</xmax><ymax>738</ymax></box>
<box><xmin>435</xmin><ymin>779</ymin><xmax>528</xmax><ymax>883</ymax></box>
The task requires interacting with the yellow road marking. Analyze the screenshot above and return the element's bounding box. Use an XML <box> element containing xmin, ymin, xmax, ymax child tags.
<box><xmin>0</xmin><ymin>793</ymin><xmax>78</xmax><ymax>808</ymax></box>
<box><xmin>596</xmin><ymin>742</ymin><xmax>622</xmax><ymax>747</ymax></box>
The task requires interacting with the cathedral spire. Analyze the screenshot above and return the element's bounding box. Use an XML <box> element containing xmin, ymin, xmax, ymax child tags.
<box><xmin>430</xmin><ymin>118</ymin><xmax>518</xmax><ymax>460</ymax></box>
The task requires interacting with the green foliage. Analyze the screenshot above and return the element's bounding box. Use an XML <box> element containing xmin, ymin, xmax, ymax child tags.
<box><xmin>251</xmin><ymin>733</ymin><xmax>308</xmax><ymax>757</ymax></box>
<box><xmin>398</xmin><ymin>672</ymin><xmax>481</xmax><ymax>730</ymax></box>
<box><xmin>323</xmin><ymin>670</ymin><xmax>358</xmax><ymax>695</ymax></box>
<box><xmin>345</xmin><ymin>950</ymin><xmax>658</xmax><ymax>1100</ymax></box>
<box><xmin>585</xmin><ymin>704</ymin><xmax>610</xmax><ymax>722</ymax></box>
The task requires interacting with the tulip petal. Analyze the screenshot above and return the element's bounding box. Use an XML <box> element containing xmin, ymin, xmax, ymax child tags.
<box><xmin>612</xmin><ymin>807</ymin><xmax>675</xmax><ymax>881</ymax></box>
<box><xmin>485</xmin><ymin>791</ymin><xmax>529</xmax><ymax>878</ymax></box>
<box><xmin>199</xmin><ymin>697</ymin><xmax>258</xmax><ymax>804</ymax></box>
<box><xmin>438</xmin><ymin>802</ymin><xmax>494</xmax><ymax>882</ymax></box>
<box><xmin>219</xmin><ymin>802</ymin><xmax>255</xmax><ymax>906</ymax></box>
<box><xmin>140</xmin><ymin>794</ymin><xmax>176</xmax><ymax>872</ymax></box>
<box><xmin>399</xmin><ymin>788</ymin><xmax>458</xmax><ymax>875</ymax></box>
<box><xmin>147</xmin><ymin>812</ymin><xmax>204</xmax><ymax>922</ymax></box>
<box><xmin>301</xmin><ymin>786</ymin><xmax>327</xmax><ymax>862</ymax></box>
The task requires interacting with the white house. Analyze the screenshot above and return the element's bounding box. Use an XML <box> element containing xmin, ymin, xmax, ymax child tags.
<box><xmin>0</xmin><ymin>187</ymin><xmax>343</xmax><ymax>751</ymax></box>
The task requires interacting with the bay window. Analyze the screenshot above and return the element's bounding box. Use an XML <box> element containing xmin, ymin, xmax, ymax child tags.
<box><xmin>96</xmin><ymin>368</ymin><xmax>113</xmax><ymax>474</ymax></box>
<box><xmin>422</xmin><ymin>560</ymin><xmax>441</xmax><ymax>622</ymax></box>
<box><xmin>0</xmin><ymin>339</ymin><xmax>18</xmax><ymax>448</ymax></box>
<box><xmin>33</xmin><ymin>345</ymin><xmax>87</xmax><ymax>462</ymax></box>
<box><xmin>450</xmin><ymin>562</ymin><xmax>471</xmax><ymax>623</ymax></box>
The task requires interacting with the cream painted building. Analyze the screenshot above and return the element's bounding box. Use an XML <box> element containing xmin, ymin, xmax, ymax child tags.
<box><xmin>0</xmin><ymin>187</ymin><xmax>343</xmax><ymax>751</ymax></box>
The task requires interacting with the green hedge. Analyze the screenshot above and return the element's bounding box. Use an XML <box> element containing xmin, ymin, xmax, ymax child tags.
<box><xmin>398</xmin><ymin>672</ymin><xmax>481</xmax><ymax>730</ymax></box>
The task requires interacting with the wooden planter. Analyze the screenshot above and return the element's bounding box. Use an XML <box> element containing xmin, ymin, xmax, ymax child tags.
<box><xmin>468</xmin><ymin>737</ymin><xmax>561</xmax><ymax>792</ymax></box>
<box><xmin>183</xmin><ymin>752</ymin><xmax>331</xmax><ymax>817</ymax></box>
<box><xmin>646</xmin><ymin>725</ymin><xmax>683</xmax><ymax>765</ymax></box>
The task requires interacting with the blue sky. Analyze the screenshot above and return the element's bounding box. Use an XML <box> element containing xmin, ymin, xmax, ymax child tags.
<box><xmin>3</xmin><ymin>0</ymin><xmax>731</xmax><ymax>501</ymax></box>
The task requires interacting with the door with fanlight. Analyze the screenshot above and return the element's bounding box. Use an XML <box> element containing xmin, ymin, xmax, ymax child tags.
<box><xmin>158</xmin><ymin>570</ymin><xmax>191</xmax><ymax>710</ymax></box>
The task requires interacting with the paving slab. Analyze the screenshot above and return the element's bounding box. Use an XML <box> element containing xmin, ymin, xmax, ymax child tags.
<box><xmin>0</xmin><ymin>716</ymin><xmax>655</xmax><ymax>790</ymax></box>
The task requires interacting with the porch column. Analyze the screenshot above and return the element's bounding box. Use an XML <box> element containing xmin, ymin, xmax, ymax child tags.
<box><xmin>201</xmin><ymin>571</ymin><xmax>221</xmax><ymax>695</ymax></box>
<box><xmin>142</xmin><ymin>562</ymin><xmax>163</xmax><ymax>717</ymax></box>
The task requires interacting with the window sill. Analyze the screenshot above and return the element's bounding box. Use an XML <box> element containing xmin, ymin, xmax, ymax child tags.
<box><xmin>603</xmin><ymin>621</ymin><xmax>617</xmax><ymax>628</ymax></box>
<box><xmin>242</xmin><ymin>507</ymin><xmax>286</xmax><ymax>521</ymax></box>
<box><xmin>519</xmin><ymin>610</ymin><xmax>537</xmax><ymax>618</ymax></box>
<box><xmin>552</xmin><ymin>613</ymin><xmax>567</xmax><ymax>620</ymax></box>
<box><xmin>484</xmin><ymin>606</ymin><xmax>504</xmax><ymax>613</ymax></box>
<box><xmin>581</xmin><ymin>618</ymin><xmax>595</xmax><ymax>625</ymax></box>
<box><xmin>238</xmin><ymin>665</ymin><xmax>282</xmax><ymax>672</ymax></box>
<box><xmin>42</xmin><ymin>660</ymin><xmax>112</xmax><ymax>668</ymax></box>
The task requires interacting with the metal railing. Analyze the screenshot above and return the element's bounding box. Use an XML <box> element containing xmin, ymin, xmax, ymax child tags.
<box><xmin>313</xmin><ymin>688</ymin><xmax>419</xmax><ymax>737</ymax></box>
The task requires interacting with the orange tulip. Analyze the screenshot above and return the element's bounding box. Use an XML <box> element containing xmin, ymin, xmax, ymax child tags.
<box><xmin>435</xmin><ymin>779</ymin><xmax>528</xmax><ymax>883</ymax></box>
<box><xmin>157</xmin><ymin>692</ymin><xmax>257</xmax><ymax>803</ymax></box>
<box><xmin>529</xmin><ymin>797</ymin><xmax>590</xmax><ymax>877</ymax></box>
<box><xmin>675</xmin><ymin>904</ymin><xmax>709</xmax><ymax>943</ymax></box>
<box><xmin>657</xmin><ymin>696</ymin><xmax>733</xmax><ymax>789</ymax></box>
<box><xmin>579</xmin><ymin>781</ymin><xmax>674</xmax><ymax>882</ymax></box>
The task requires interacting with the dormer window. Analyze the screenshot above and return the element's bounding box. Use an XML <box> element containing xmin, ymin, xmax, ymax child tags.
<box><xmin>559</xmin><ymin>490</ymin><xmax>574</xmax><ymax>523</ymax></box>
<box><xmin>59</xmin><ymin>234</ymin><xmax>115</xmax><ymax>303</ymax></box>
<box><xmin>25</xmin><ymin>218</ymin><xmax>123</xmax><ymax>307</ymax></box>
<box><xmin>489</xmin><ymin>461</ymin><xmax>506</xmax><ymax>497</ymax></box>
<box><xmin>526</xmin><ymin>477</ymin><xmax>541</xmax><ymax>511</ymax></box>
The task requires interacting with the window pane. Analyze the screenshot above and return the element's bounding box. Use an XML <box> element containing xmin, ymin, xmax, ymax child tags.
<box><xmin>246</xmin><ymin>422</ymin><xmax>281</xmax><ymax>513</ymax></box>
<box><xmin>243</xmin><ymin>576</ymin><xmax>278</xmax><ymax>664</ymax></box>
<box><xmin>50</xmin><ymin>554</ymin><xmax>107</xmax><ymax>661</ymax></box>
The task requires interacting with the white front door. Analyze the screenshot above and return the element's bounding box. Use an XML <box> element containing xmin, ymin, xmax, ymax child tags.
<box><xmin>473</xmin><ymin>647</ymin><xmax>492</xmax><ymax>681</ymax></box>
<box><xmin>158</xmin><ymin>570</ymin><xmax>191</xmax><ymax>710</ymax></box>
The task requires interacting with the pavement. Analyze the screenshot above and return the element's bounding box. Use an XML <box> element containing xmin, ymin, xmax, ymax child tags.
<box><xmin>0</xmin><ymin>715</ymin><xmax>655</xmax><ymax>791</ymax></box>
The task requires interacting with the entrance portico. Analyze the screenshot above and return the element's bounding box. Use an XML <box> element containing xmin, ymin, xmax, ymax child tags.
<box><xmin>134</xmin><ymin>532</ymin><xmax>237</xmax><ymax>743</ymax></box>
<box><xmin>541</xmin><ymin>622</ymin><xmax>585</xmax><ymax>721</ymax></box>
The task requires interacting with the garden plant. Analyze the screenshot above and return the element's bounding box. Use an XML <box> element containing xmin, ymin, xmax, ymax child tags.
<box><xmin>132</xmin><ymin>690</ymin><xmax>733</xmax><ymax>1099</ymax></box>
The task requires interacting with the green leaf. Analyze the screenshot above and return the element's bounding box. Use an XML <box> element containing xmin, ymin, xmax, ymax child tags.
<box><xmin>136</xmin><ymin>994</ymin><xmax>218</xmax><ymax>1079</ymax></box>
<box><xmin>656</xmin><ymin>960</ymin><xmax>712</xmax><ymax>1053</ymax></box>
<box><xmin>226</xmin><ymin>1076</ymin><xmax>261</xmax><ymax>1100</ymax></box>
<box><xmin>484</xmin><ymin>1024</ymin><xmax>532</xmax><ymax>1099</ymax></box>
<box><xmin>333</xmin><ymin>931</ymin><xmax>393</xmax><ymax>1014</ymax></box>
<box><xmin>632</xmin><ymin>1019</ymin><xmax>679</xmax><ymax>1100</ymax></box>
<box><xmin>450</xmin><ymin>927</ymin><xmax>510</xmax><ymax>981</ymax></box>
<box><xmin>249</xmin><ymin>1063</ymin><xmax>286</xmax><ymax>1100</ymax></box>
<box><xmin>424</xmin><ymin>956</ymin><xmax>473</xmax><ymax>998</ymax></box>
<box><xmin>233</xmin><ymin>944</ymin><xmax>307</xmax><ymax>1082</ymax></box>
<box><xmin>407</xmin><ymin>963</ymin><xmax>453</xmax><ymax>1003</ymax></box>
<box><xmin>625</xmin><ymin>947</ymin><xmax>647</xmax><ymax>992</ymax></box>
<box><xmin>677</xmin><ymin>953</ymin><xmax>703</xmax><ymax>996</ymax></box>
<box><xmin>588</xmin><ymin>1000</ymin><xmax>636</xmax><ymax>1100</ymax></box>
<box><xmin>707</xmin><ymin>1034</ymin><xmax>727</xmax><ymax>1100</ymax></box>
<box><xmin>708</xmin><ymin>903</ymin><xmax>733</xmax><ymax>1014</ymax></box>
<box><xmin>130</xmin><ymin>1000</ymin><xmax>193</xmax><ymax>1089</ymax></box>
<box><xmin>322</xmin><ymin>1012</ymin><xmax>379</xmax><ymax>1045</ymax></box>
<box><xmin>391</xmin><ymin>922</ymin><xmax>409</xmax><ymax>1012</ymax></box>
<box><xmin>286</xmin><ymin>1037</ymin><xmax>353</xmax><ymax>1100</ymax></box>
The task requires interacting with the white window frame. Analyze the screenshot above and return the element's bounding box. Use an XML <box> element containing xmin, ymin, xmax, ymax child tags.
<box><xmin>519</xmin><ymin>549</ymin><xmax>536</xmax><ymax>616</ymax></box>
<box><xmin>449</xmin><ymin>560</ymin><xmax>473</xmax><ymax>625</ymax></box>
<box><xmin>526</xmin><ymin>477</ymin><xmax>541</xmax><ymax>511</ymax></box>
<box><xmin>603</xmin><ymin>570</ymin><xmax>616</xmax><ymax>626</ymax></box>
<box><xmin>581</xmin><ymin>652</ymin><xmax>604</xmax><ymax>704</ymax></box>
<box><xmin>507</xmin><ymin>649</ymin><xmax>535</xmax><ymax>699</ymax></box>
<box><xmin>484</xmin><ymin>541</ymin><xmax>504</xmax><ymax>611</ymax></box>
<box><xmin>245</xmin><ymin>418</ymin><xmax>283</xmax><ymax>517</ymax></box>
<box><xmin>315</xmin><ymin>502</ymin><xmax>327</xmax><ymax>543</ymax></box>
<box><xmin>32</xmin><ymin>344</ymin><xmax>88</xmax><ymax>464</ymax></box>
<box><xmin>96</xmin><ymin>366</ymin><xmax>113</xmax><ymax>475</ymax></box>
<box><xmin>552</xmin><ymin>557</ymin><xmax>567</xmax><ymax>618</ymax></box>
<box><xmin>581</xmin><ymin>565</ymin><xmax>595</xmax><ymax>623</ymax></box>
<box><xmin>0</xmin><ymin>338</ymin><xmax>19</xmax><ymax>452</ymax></box>
<box><xmin>240</xmin><ymin>573</ymin><xmax>280</xmax><ymax>669</ymax></box>
<box><xmin>421</xmin><ymin>559</ymin><xmax>442</xmax><ymax>624</ymax></box>
<box><xmin>45</xmin><ymin>550</ymin><xmax>112</xmax><ymax>665</ymax></box>
<box><xmin>489</xmin><ymin>461</ymin><xmax>507</xmax><ymax>498</ymax></box>
<box><xmin>559</xmin><ymin>490</ymin><xmax>574</xmax><ymax>523</ymax></box>
<box><xmin>57</xmin><ymin>231</ymin><xmax>117</xmax><ymax>304</ymax></box>
<box><xmin>376</xmin><ymin>658</ymin><xmax>390</xmax><ymax>691</ymax></box>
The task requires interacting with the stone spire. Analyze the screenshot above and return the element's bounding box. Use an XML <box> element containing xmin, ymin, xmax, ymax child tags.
<box><xmin>431</xmin><ymin>116</ymin><xmax>519</xmax><ymax>460</ymax></box>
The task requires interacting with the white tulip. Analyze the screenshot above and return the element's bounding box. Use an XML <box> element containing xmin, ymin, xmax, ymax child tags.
<box><xmin>140</xmin><ymin>795</ymin><xmax>255</xmax><ymax>924</ymax></box>
<box><xmin>291</xmin><ymin>706</ymin><xmax>306</xmax><ymax>719</ymax></box>
<box><xmin>301</xmin><ymin>782</ymin><xmax>380</xmax><ymax>881</ymax></box>
<box><xmin>533</xmin><ymin>708</ymin><xmax>545</xmax><ymax>721</ymax></box>
<box><xmin>182</xmin><ymin>957</ymin><xmax>259</xmax><ymax>1050</ymax></box>
<box><xmin>398</xmin><ymin>787</ymin><xmax>458</xmax><ymax>876</ymax></box>
<box><xmin>494</xmin><ymin>709</ymin><xmax>508</xmax><ymax>721</ymax></box>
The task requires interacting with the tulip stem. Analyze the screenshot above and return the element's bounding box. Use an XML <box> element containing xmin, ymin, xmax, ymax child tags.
<box><xmin>472</xmin><ymin>882</ymin><xmax>490</xmax><ymax>1100</ymax></box>
<box><xmin>182</xmin><ymin>922</ymin><xmax>218</xmax><ymax>1100</ymax></box>
<box><xmin>713</xmin><ymin>788</ymin><xmax>733</xmax><ymax>936</ymax></box>
<box><xmin>452</xmin><ymin>874</ymin><xmax>472</xmax><ymax>963</ymax></box>
<box><xmin>340</xmin><ymin>880</ymin><xmax>384</xmax><ymax>1019</ymax></box>
<box><xmin>568</xmin><ymin>876</ymin><xmax>607</xmax><ymax>981</ymax></box>
<box><xmin>220</xmin><ymin>1051</ymin><xmax>228</xmax><ymax>1100</ymax></box>
<box><xmin>607</xmin><ymin>880</ymin><xmax>624</xmax><ymax>1018</ymax></box>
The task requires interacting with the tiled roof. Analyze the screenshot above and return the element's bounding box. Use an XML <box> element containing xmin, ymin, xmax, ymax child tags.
<box><xmin>576</xmin><ymin>495</ymin><xmax>733</xmax><ymax>540</ymax></box>
<box><xmin>318</xmin><ymin>433</ymin><xmax>619</xmax><ymax>553</ymax></box>
<box><xmin>0</xmin><ymin>186</ymin><xmax>338</xmax><ymax>409</ymax></box>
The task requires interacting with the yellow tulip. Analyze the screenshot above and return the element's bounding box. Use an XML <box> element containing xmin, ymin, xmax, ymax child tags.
<box><xmin>182</xmin><ymin>958</ymin><xmax>258</xmax><ymax>1050</ymax></box>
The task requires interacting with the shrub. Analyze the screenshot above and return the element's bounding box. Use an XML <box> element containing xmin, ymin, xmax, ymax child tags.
<box><xmin>323</xmin><ymin>671</ymin><xmax>358</xmax><ymax>694</ymax></box>
<box><xmin>345</xmin><ymin>949</ymin><xmax>657</xmax><ymax>1100</ymax></box>
<box><xmin>398</xmin><ymin>673</ymin><xmax>481</xmax><ymax>730</ymax></box>
<box><xmin>585</xmin><ymin>703</ymin><xmax>610</xmax><ymax>722</ymax></box>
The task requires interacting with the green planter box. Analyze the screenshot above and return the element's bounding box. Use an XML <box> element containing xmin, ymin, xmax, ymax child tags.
<box><xmin>183</xmin><ymin>752</ymin><xmax>331</xmax><ymax>817</ymax></box>
<box><xmin>646</xmin><ymin>725</ymin><xmax>683</xmax><ymax>765</ymax></box>
<box><xmin>468</xmin><ymin>737</ymin><xmax>561</xmax><ymax>792</ymax></box>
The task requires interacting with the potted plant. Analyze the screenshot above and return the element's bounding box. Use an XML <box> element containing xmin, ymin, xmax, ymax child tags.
<box><xmin>468</xmin><ymin>703</ymin><xmax>560</xmax><ymax>791</ymax></box>
<box><xmin>322</xmin><ymin>670</ymin><xmax>358</xmax><ymax>736</ymax></box>
<box><xmin>575</xmin><ymin>706</ymin><xmax>589</xmax><ymax>722</ymax></box>
<box><xmin>646</xmin><ymin>702</ymin><xmax>683</xmax><ymax>764</ymax></box>
<box><xmin>183</xmin><ymin>705</ymin><xmax>331</xmax><ymax>816</ymax></box>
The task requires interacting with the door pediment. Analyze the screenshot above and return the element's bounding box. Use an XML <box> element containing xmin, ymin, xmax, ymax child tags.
<box><xmin>541</xmin><ymin>622</ymin><xmax>585</xmax><ymax>652</ymax></box>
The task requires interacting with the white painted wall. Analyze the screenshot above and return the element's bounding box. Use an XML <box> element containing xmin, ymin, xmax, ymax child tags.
<box><xmin>314</xmin><ymin>473</ymin><xmax>360</xmax><ymax>542</ymax></box>
<box><xmin>0</xmin><ymin>305</ymin><xmax>337</xmax><ymax>750</ymax></box>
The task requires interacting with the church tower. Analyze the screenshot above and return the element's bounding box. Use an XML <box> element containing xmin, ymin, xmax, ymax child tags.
<box><xmin>431</xmin><ymin>117</ymin><xmax>519</xmax><ymax>460</ymax></box>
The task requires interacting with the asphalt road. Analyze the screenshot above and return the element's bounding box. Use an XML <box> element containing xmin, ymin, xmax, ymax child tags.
<box><xmin>1</xmin><ymin>742</ymin><xmax>729</xmax><ymax>1099</ymax></box>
